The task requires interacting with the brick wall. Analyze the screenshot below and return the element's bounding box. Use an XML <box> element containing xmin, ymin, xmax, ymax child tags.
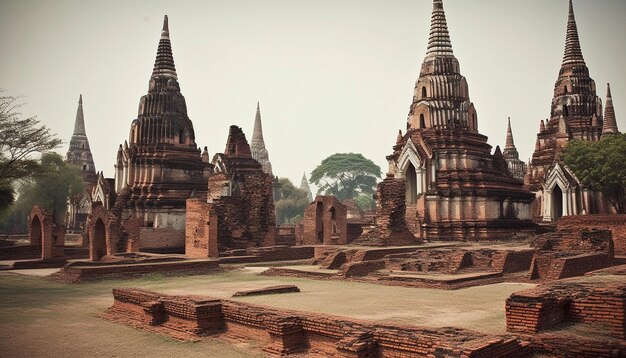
<box><xmin>558</xmin><ymin>215</ymin><xmax>626</xmax><ymax>255</ymax></box>
<box><xmin>139</xmin><ymin>228</ymin><xmax>184</xmax><ymax>250</ymax></box>
<box><xmin>185</xmin><ymin>198</ymin><xmax>218</xmax><ymax>258</ymax></box>
<box><xmin>506</xmin><ymin>280</ymin><xmax>626</xmax><ymax>339</ymax></box>
<box><xmin>353</xmin><ymin>177</ymin><xmax>417</xmax><ymax>246</ymax></box>
<box><xmin>105</xmin><ymin>288</ymin><xmax>529</xmax><ymax>357</ymax></box>
<box><xmin>301</xmin><ymin>196</ymin><xmax>348</xmax><ymax>245</ymax></box>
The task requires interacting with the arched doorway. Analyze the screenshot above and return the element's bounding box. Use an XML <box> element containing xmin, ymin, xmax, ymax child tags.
<box><xmin>92</xmin><ymin>218</ymin><xmax>107</xmax><ymax>260</ymax></box>
<box><xmin>31</xmin><ymin>216</ymin><xmax>42</xmax><ymax>246</ymax></box>
<box><xmin>552</xmin><ymin>185</ymin><xmax>564</xmax><ymax>221</ymax></box>
<box><xmin>406</xmin><ymin>163</ymin><xmax>418</xmax><ymax>204</ymax></box>
<box><xmin>315</xmin><ymin>202</ymin><xmax>324</xmax><ymax>244</ymax></box>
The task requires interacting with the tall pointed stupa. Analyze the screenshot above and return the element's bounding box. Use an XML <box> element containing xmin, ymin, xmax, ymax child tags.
<box><xmin>250</xmin><ymin>102</ymin><xmax>273</xmax><ymax>175</ymax></box>
<box><xmin>502</xmin><ymin>118</ymin><xmax>526</xmax><ymax>181</ymax></box>
<box><xmin>300</xmin><ymin>172</ymin><xmax>313</xmax><ymax>202</ymax></box>
<box><xmin>375</xmin><ymin>0</ymin><xmax>534</xmax><ymax>242</ymax></box>
<box><xmin>114</xmin><ymin>16</ymin><xmax>208</xmax><ymax>240</ymax></box>
<box><xmin>66</xmin><ymin>94</ymin><xmax>97</xmax><ymax>186</ymax></box>
<box><xmin>527</xmin><ymin>0</ymin><xmax>604</xmax><ymax>190</ymax></box>
<box><xmin>602</xmin><ymin>83</ymin><xmax>619</xmax><ymax>135</ymax></box>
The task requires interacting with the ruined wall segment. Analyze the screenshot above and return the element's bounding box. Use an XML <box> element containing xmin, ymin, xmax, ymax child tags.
<box><xmin>200</xmin><ymin>125</ymin><xmax>276</xmax><ymax>250</ymax></box>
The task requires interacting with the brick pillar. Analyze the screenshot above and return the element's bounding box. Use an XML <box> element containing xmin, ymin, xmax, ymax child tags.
<box><xmin>262</xmin><ymin>316</ymin><xmax>307</xmax><ymax>355</ymax></box>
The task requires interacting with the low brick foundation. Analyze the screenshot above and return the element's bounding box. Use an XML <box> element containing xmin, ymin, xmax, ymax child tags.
<box><xmin>52</xmin><ymin>259</ymin><xmax>220</xmax><ymax>283</ymax></box>
<box><xmin>104</xmin><ymin>288</ymin><xmax>530</xmax><ymax>357</ymax></box>
<box><xmin>507</xmin><ymin>281</ymin><xmax>626</xmax><ymax>339</ymax></box>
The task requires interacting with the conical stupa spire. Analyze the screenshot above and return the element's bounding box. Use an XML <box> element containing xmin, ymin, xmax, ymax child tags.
<box><xmin>603</xmin><ymin>83</ymin><xmax>619</xmax><ymax>135</ymax></box>
<box><xmin>505</xmin><ymin>117</ymin><xmax>515</xmax><ymax>150</ymax></box>
<box><xmin>426</xmin><ymin>0</ymin><xmax>454</xmax><ymax>57</ymax></box>
<box><xmin>562</xmin><ymin>0</ymin><xmax>586</xmax><ymax>66</ymax></box>
<box><xmin>251</xmin><ymin>101</ymin><xmax>265</xmax><ymax>147</ymax></box>
<box><xmin>151</xmin><ymin>15</ymin><xmax>178</xmax><ymax>80</ymax></box>
<box><xmin>300</xmin><ymin>172</ymin><xmax>313</xmax><ymax>202</ymax></box>
<box><xmin>73</xmin><ymin>94</ymin><xmax>86</xmax><ymax>135</ymax></box>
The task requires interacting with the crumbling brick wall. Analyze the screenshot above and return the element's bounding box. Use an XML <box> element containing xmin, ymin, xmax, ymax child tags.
<box><xmin>506</xmin><ymin>280</ymin><xmax>626</xmax><ymax>339</ymax></box>
<box><xmin>558</xmin><ymin>215</ymin><xmax>626</xmax><ymax>255</ymax></box>
<box><xmin>301</xmin><ymin>196</ymin><xmax>348</xmax><ymax>245</ymax></box>
<box><xmin>106</xmin><ymin>288</ymin><xmax>530</xmax><ymax>357</ymax></box>
<box><xmin>29</xmin><ymin>205</ymin><xmax>65</xmax><ymax>261</ymax></box>
<box><xmin>528</xmin><ymin>229</ymin><xmax>614</xmax><ymax>280</ymax></box>
<box><xmin>353</xmin><ymin>176</ymin><xmax>417</xmax><ymax>246</ymax></box>
<box><xmin>185</xmin><ymin>198</ymin><xmax>218</xmax><ymax>258</ymax></box>
<box><xmin>204</xmin><ymin>126</ymin><xmax>276</xmax><ymax>251</ymax></box>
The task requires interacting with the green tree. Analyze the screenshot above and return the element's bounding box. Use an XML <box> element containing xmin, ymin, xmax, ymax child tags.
<box><xmin>354</xmin><ymin>193</ymin><xmax>375</xmax><ymax>211</ymax></box>
<box><xmin>310</xmin><ymin>153</ymin><xmax>382</xmax><ymax>201</ymax></box>
<box><xmin>0</xmin><ymin>95</ymin><xmax>62</xmax><ymax>206</ymax></box>
<box><xmin>0</xmin><ymin>153</ymin><xmax>85</xmax><ymax>230</ymax></box>
<box><xmin>274</xmin><ymin>178</ymin><xmax>310</xmax><ymax>225</ymax></box>
<box><xmin>562</xmin><ymin>133</ymin><xmax>626</xmax><ymax>213</ymax></box>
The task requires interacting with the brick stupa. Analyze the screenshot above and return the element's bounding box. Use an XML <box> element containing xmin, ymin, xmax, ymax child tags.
<box><xmin>113</xmin><ymin>16</ymin><xmax>209</xmax><ymax>248</ymax></box>
<box><xmin>378</xmin><ymin>0</ymin><xmax>535</xmax><ymax>241</ymax></box>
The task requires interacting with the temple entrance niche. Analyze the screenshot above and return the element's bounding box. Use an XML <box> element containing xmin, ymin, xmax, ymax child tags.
<box><xmin>552</xmin><ymin>185</ymin><xmax>564</xmax><ymax>221</ymax></box>
<box><xmin>406</xmin><ymin>162</ymin><xmax>418</xmax><ymax>204</ymax></box>
<box><xmin>316</xmin><ymin>202</ymin><xmax>324</xmax><ymax>244</ymax></box>
<box><xmin>30</xmin><ymin>216</ymin><xmax>42</xmax><ymax>247</ymax></box>
<box><xmin>92</xmin><ymin>218</ymin><xmax>107</xmax><ymax>260</ymax></box>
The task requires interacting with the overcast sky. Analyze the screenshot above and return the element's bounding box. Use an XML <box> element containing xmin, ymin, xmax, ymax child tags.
<box><xmin>1</xmin><ymin>0</ymin><xmax>624</xmax><ymax>191</ymax></box>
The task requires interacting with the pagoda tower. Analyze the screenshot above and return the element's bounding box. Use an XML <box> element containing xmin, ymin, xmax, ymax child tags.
<box><xmin>526</xmin><ymin>1</ymin><xmax>615</xmax><ymax>221</ymax></box>
<box><xmin>502</xmin><ymin>118</ymin><xmax>526</xmax><ymax>181</ymax></box>
<box><xmin>602</xmin><ymin>83</ymin><xmax>619</xmax><ymax>135</ymax></box>
<box><xmin>66</xmin><ymin>94</ymin><xmax>97</xmax><ymax>186</ymax></box>
<box><xmin>250</xmin><ymin>102</ymin><xmax>273</xmax><ymax>176</ymax></box>
<box><xmin>379</xmin><ymin>0</ymin><xmax>534</xmax><ymax>241</ymax></box>
<box><xmin>300</xmin><ymin>172</ymin><xmax>313</xmax><ymax>202</ymax></box>
<box><xmin>114</xmin><ymin>16</ymin><xmax>208</xmax><ymax>246</ymax></box>
<box><xmin>66</xmin><ymin>94</ymin><xmax>98</xmax><ymax>231</ymax></box>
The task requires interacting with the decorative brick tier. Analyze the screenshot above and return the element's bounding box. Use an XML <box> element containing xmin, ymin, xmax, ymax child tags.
<box><xmin>104</xmin><ymin>288</ymin><xmax>530</xmax><ymax>357</ymax></box>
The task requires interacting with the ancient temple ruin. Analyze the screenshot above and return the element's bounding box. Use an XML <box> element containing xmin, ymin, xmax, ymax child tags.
<box><xmin>65</xmin><ymin>95</ymin><xmax>97</xmax><ymax>231</ymax></box>
<box><xmin>186</xmin><ymin>125</ymin><xmax>276</xmax><ymax>252</ymax></box>
<box><xmin>378</xmin><ymin>0</ymin><xmax>534</xmax><ymax>241</ymax></box>
<box><xmin>525</xmin><ymin>0</ymin><xmax>620</xmax><ymax>221</ymax></box>
<box><xmin>112</xmin><ymin>15</ymin><xmax>209</xmax><ymax>250</ymax></box>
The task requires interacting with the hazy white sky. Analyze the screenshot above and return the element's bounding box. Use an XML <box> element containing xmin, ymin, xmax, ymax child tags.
<box><xmin>1</xmin><ymin>0</ymin><xmax>624</xmax><ymax>190</ymax></box>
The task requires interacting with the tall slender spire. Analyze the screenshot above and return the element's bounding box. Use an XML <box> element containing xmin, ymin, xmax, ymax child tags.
<box><xmin>250</xmin><ymin>102</ymin><xmax>273</xmax><ymax>175</ymax></box>
<box><xmin>426</xmin><ymin>0</ymin><xmax>454</xmax><ymax>57</ymax></box>
<box><xmin>251</xmin><ymin>101</ymin><xmax>265</xmax><ymax>147</ymax></box>
<box><xmin>603</xmin><ymin>83</ymin><xmax>619</xmax><ymax>135</ymax></box>
<box><xmin>562</xmin><ymin>0</ymin><xmax>586</xmax><ymax>66</ymax></box>
<box><xmin>151</xmin><ymin>15</ymin><xmax>178</xmax><ymax>80</ymax></box>
<box><xmin>300</xmin><ymin>172</ymin><xmax>313</xmax><ymax>202</ymax></box>
<box><xmin>505</xmin><ymin>117</ymin><xmax>515</xmax><ymax>150</ymax></box>
<box><xmin>73</xmin><ymin>94</ymin><xmax>86</xmax><ymax>135</ymax></box>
